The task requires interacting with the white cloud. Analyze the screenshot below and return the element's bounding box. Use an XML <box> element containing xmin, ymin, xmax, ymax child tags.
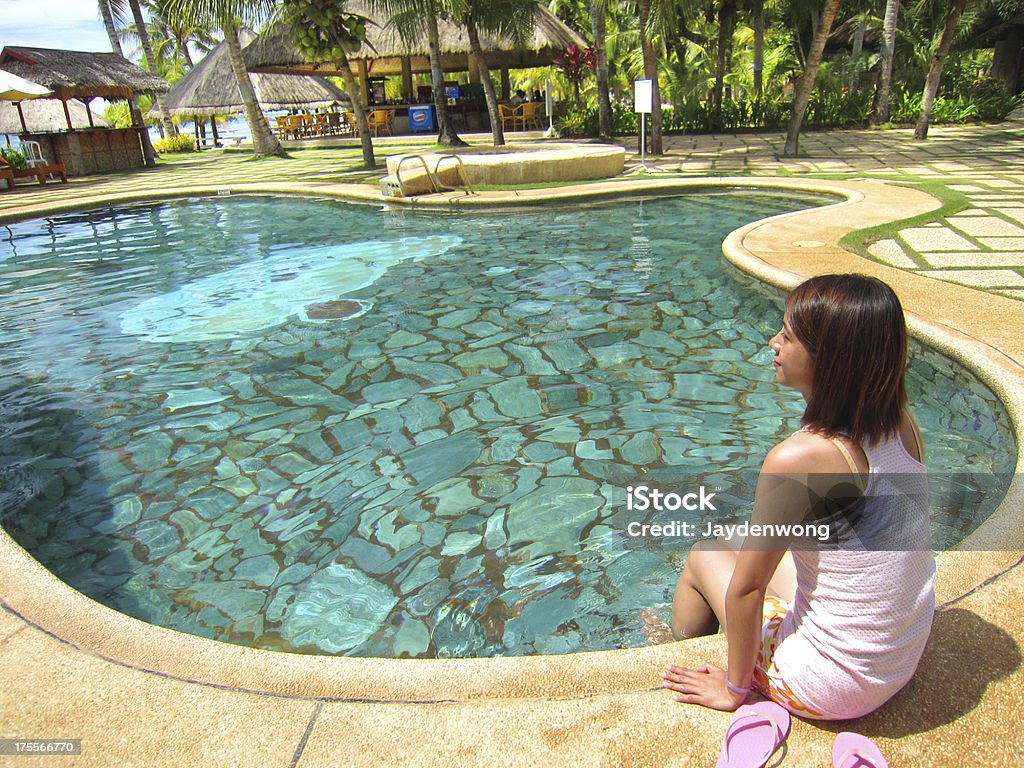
<box><xmin>1</xmin><ymin>0</ymin><xmax>120</xmax><ymax>53</ymax></box>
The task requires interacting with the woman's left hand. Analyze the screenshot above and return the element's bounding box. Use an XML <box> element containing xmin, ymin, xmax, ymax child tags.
<box><xmin>660</xmin><ymin>663</ymin><xmax>749</xmax><ymax>711</ymax></box>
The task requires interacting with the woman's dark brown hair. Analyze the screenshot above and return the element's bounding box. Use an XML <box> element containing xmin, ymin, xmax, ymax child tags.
<box><xmin>784</xmin><ymin>274</ymin><xmax>907</xmax><ymax>443</ymax></box>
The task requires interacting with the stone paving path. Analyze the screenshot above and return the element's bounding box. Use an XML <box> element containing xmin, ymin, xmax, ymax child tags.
<box><xmin>4</xmin><ymin>121</ymin><xmax>1024</xmax><ymax>300</ymax></box>
<box><xmin>644</xmin><ymin>122</ymin><xmax>1024</xmax><ymax>301</ymax></box>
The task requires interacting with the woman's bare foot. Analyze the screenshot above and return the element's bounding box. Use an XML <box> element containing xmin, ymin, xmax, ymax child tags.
<box><xmin>641</xmin><ymin>608</ymin><xmax>675</xmax><ymax>645</ymax></box>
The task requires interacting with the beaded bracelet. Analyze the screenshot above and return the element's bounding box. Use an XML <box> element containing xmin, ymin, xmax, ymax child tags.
<box><xmin>725</xmin><ymin>677</ymin><xmax>751</xmax><ymax>697</ymax></box>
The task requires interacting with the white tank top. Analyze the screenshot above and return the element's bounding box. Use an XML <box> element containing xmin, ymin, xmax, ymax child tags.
<box><xmin>771</xmin><ymin>431</ymin><xmax>936</xmax><ymax>719</ymax></box>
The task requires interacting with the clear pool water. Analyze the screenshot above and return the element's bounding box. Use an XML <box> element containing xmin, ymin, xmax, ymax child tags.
<box><xmin>0</xmin><ymin>195</ymin><xmax>1015</xmax><ymax>657</ymax></box>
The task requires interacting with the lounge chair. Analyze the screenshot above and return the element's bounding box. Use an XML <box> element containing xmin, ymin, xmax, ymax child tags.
<box><xmin>0</xmin><ymin>165</ymin><xmax>14</xmax><ymax>191</ymax></box>
<box><xmin>0</xmin><ymin>155</ymin><xmax>67</xmax><ymax>187</ymax></box>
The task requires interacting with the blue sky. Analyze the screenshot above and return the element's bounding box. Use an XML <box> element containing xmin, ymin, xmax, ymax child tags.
<box><xmin>2</xmin><ymin>0</ymin><xmax>120</xmax><ymax>53</ymax></box>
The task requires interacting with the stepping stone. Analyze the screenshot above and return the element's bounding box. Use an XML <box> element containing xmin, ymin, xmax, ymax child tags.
<box><xmin>900</xmin><ymin>227</ymin><xmax>978</xmax><ymax>252</ymax></box>
<box><xmin>950</xmin><ymin>217</ymin><xmax>1024</xmax><ymax>237</ymax></box>
<box><xmin>978</xmin><ymin>238</ymin><xmax>1024</xmax><ymax>251</ymax></box>
<box><xmin>922</xmin><ymin>252</ymin><xmax>1024</xmax><ymax>268</ymax></box>
<box><xmin>918</xmin><ymin>269</ymin><xmax>1024</xmax><ymax>288</ymax></box>
<box><xmin>868</xmin><ymin>239</ymin><xmax>918</xmax><ymax>269</ymax></box>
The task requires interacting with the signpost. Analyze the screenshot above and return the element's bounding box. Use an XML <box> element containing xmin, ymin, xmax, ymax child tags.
<box><xmin>632</xmin><ymin>79</ymin><xmax>653</xmax><ymax>173</ymax></box>
<box><xmin>544</xmin><ymin>77</ymin><xmax>555</xmax><ymax>138</ymax></box>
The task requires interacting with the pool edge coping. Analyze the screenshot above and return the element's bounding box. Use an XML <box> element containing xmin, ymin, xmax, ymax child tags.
<box><xmin>0</xmin><ymin>175</ymin><xmax>1021</xmax><ymax>705</ymax></box>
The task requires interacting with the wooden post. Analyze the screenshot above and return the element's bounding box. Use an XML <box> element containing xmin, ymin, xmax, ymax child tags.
<box><xmin>61</xmin><ymin>100</ymin><xmax>74</xmax><ymax>131</ymax></box>
<box><xmin>500</xmin><ymin>68</ymin><xmax>511</xmax><ymax>101</ymax></box>
<box><xmin>401</xmin><ymin>57</ymin><xmax>414</xmax><ymax>103</ymax></box>
<box><xmin>358</xmin><ymin>59</ymin><xmax>370</xmax><ymax>106</ymax></box>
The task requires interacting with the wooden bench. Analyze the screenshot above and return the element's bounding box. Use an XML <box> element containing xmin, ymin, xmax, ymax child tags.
<box><xmin>0</xmin><ymin>157</ymin><xmax>68</xmax><ymax>188</ymax></box>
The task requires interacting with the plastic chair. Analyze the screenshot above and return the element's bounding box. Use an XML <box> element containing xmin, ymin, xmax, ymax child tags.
<box><xmin>21</xmin><ymin>140</ymin><xmax>47</xmax><ymax>168</ymax></box>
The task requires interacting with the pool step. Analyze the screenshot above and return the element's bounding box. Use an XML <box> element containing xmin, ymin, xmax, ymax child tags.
<box><xmin>380</xmin><ymin>153</ymin><xmax>473</xmax><ymax>198</ymax></box>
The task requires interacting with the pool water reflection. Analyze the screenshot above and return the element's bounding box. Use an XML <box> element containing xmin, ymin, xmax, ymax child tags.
<box><xmin>0</xmin><ymin>194</ymin><xmax>1015</xmax><ymax>657</ymax></box>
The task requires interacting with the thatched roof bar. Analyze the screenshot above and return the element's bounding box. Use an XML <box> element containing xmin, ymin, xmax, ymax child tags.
<box><xmin>0</xmin><ymin>46</ymin><xmax>170</xmax><ymax>101</ymax></box>
<box><xmin>245</xmin><ymin>3</ymin><xmax>587</xmax><ymax>77</ymax></box>
<box><xmin>159</xmin><ymin>30</ymin><xmax>349</xmax><ymax>117</ymax></box>
<box><xmin>0</xmin><ymin>98</ymin><xmax>108</xmax><ymax>134</ymax></box>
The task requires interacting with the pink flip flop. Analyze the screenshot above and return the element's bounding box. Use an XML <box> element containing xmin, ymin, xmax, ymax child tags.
<box><xmin>833</xmin><ymin>732</ymin><xmax>889</xmax><ymax>768</ymax></box>
<box><xmin>716</xmin><ymin>701</ymin><xmax>792</xmax><ymax>768</ymax></box>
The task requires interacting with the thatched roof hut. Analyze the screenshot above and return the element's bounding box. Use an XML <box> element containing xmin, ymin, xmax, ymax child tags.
<box><xmin>0</xmin><ymin>47</ymin><xmax>169</xmax><ymax>101</ymax></box>
<box><xmin>245</xmin><ymin>2</ymin><xmax>586</xmax><ymax>77</ymax></box>
<box><xmin>0</xmin><ymin>98</ymin><xmax>107</xmax><ymax>134</ymax></box>
<box><xmin>160</xmin><ymin>29</ymin><xmax>349</xmax><ymax>117</ymax></box>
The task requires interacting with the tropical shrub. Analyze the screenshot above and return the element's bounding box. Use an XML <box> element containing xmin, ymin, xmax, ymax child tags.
<box><xmin>804</xmin><ymin>89</ymin><xmax>874</xmax><ymax>128</ymax></box>
<box><xmin>153</xmin><ymin>133</ymin><xmax>198</xmax><ymax>153</ymax></box>
<box><xmin>0</xmin><ymin>147</ymin><xmax>27</xmax><ymax>169</ymax></box>
<box><xmin>554</xmin><ymin>45</ymin><xmax>597</xmax><ymax>108</ymax></box>
<box><xmin>890</xmin><ymin>90</ymin><xmax>1021</xmax><ymax>125</ymax></box>
<box><xmin>555</xmin><ymin>106</ymin><xmax>590</xmax><ymax>137</ymax></box>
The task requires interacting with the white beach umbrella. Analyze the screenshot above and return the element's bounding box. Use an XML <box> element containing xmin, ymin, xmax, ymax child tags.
<box><xmin>0</xmin><ymin>69</ymin><xmax>52</xmax><ymax>133</ymax></box>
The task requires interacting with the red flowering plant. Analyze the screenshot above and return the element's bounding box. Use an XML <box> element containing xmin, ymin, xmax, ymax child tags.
<box><xmin>554</xmin><ymin>44</ymin><xmax>597</xmax><ymax>108</ymax></box>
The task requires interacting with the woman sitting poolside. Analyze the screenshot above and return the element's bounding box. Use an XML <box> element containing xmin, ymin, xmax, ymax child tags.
<box><xmin>661</xmin><ymin>274</ymin><xmax>935</xmax><ymax>720</ymax></box>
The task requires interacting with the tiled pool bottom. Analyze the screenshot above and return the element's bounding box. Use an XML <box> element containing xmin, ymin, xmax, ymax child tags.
<box><xmin>0</xmin><ymin>194</ymin><xmax>1015</xmax><ymax>659</ymax></box>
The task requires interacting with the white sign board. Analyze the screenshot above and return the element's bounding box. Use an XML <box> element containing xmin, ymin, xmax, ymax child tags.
<box><xmin>635</xmin><ymin>79</ymin><xmax>653</xmax><ymax>114</ymax></box>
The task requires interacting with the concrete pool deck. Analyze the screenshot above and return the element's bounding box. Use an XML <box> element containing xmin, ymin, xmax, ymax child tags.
<box><xmin>1</xmin><ymin>123</ymin><xmax>1023</xmax><ymax>766</ymax></box>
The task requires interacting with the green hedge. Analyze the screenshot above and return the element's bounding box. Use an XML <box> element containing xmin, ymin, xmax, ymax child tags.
<box><xmin>557</xmin><ymin>88</ymin><xmax>1021</xmax><ymax>138</ymax></box>
<box><xmin>153</xmin><ymin>133</ymin><xmax>198</xmax><ymax>154</ymax></box>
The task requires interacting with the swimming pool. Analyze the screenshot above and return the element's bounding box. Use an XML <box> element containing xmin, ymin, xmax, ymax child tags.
<box><xmin>0</xmin><ymin>194</ymin><xmax>1015</xmax><ymax>658</ymax></box>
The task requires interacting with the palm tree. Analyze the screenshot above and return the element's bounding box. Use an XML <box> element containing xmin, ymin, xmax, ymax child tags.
<box><xmin>872</xmin><ymin>0</ymin><xmax>900</xmax><ymax>124</ymax></box>
<box><xmin>373</xmin><ymin>0</ymin><xmax>467</xmax><ymax>146</ymax></box>
<box><xmin>915</xmin><ymin>0</ymin><xmax>968</xmax><ymax>139</ymax></box>
<box><xmin>275</xmin><ymin>3</ymin><xmax>376</xmax><ymax>168</ymax></box>
<box><xmin>462</xmin><ymin>9</ymin><xmax>505</xmax><ymax>146</ymax></box>
<box><xmin>98</xmin><ymin>0</ymin><xmax>158</xmax><ymax>165</ymax></box>
<box><xmin>99</xmin><ymin>0</ymin><xmax>125</xmax><ymax>53</ymax></box>
<box><xmin>783</xmin><ymin>0</ymin><xmax>841</xmax><ymax>157</ymax></box>
<box><xmin>750</xmin><ymin>0</ymin><xmax>765</xmax><ymax>98</ymax></box>
<box><xmin>150</xmin><ymin>0</ymin><xmax>219</xmax><ymax>71</ymax></box>
<box><xmin>591</xmin><ymin>0</ymin><xmax>614</xmax><ymax>141</ymax></box>
<box><xmin>713</xmin><ymin>0</ymin><xmax>737</xmax><ymax>127</ymax></box>
<box><xmin>637</xmin><ymin>0</ymin><xmax>663</xmax><ymax>154</ymax></box>
<box><xmin>127</xmin><ymin>0</ymin><xmax>177</xmax><ymax>136</ymax></box>
<box><xmin>458</xmin><ymin>0</ymin><xmax>536</xmax><ymax>147</ymax></box>
<box><xmin>165</xmin><ymin>0</ymin><xmax>284</xmax><ymax>157</ymax></box>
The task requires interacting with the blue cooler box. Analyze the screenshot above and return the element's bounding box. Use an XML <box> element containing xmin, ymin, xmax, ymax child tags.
<box><xmin>408</xmin><ymin>104</ymin><xmax>435</xmax><ymax>132</ymax></box>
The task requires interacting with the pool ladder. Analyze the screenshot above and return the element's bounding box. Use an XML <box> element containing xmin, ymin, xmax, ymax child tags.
<box><xmin>395</xmin><ymin>153</ymin><xmax>473</xmax><ymax>196</ymax></box>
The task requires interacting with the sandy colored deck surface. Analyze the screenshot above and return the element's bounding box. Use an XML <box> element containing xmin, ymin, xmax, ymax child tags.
<box><xmin>1</xmin><ymin>123</ymin><xmax>1023</xmax><ymax>766</ymax></box>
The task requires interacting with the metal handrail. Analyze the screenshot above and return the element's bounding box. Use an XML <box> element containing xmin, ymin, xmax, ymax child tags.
<box><xmin>432</xmin><ymin>154</ymin><xmax>473</xmax><ymax>195</ymax></box>
<box><xmin>394</xmin><ymin>154</ymin><xmax>438</xmax><ymax>194</ymax></box>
